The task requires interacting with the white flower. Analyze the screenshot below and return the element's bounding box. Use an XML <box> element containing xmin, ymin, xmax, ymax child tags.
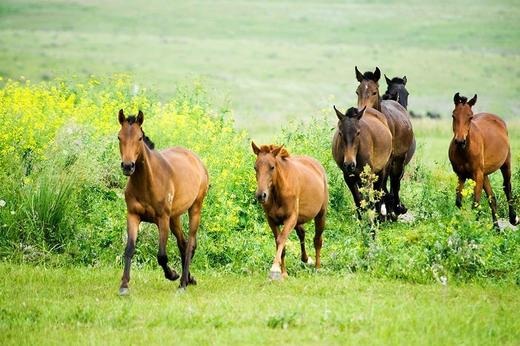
<box><xmin>0</xmin><ymin>200</ymin><xmax>6</xmax><ymax>208</ymax></box>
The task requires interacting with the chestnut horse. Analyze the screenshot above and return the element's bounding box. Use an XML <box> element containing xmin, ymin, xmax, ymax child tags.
<box><xmin>332</xmin><ymin>106</ymin><xmax>392</xmax><ymax>219</ymax></box>
<box><xmin>449</xmin><ymin>93</ymin><xmax>519</xmax><ymax>228</ymax></box>
<box><xmin>382</xmin><ymin>74</ymin><xmax>409</xmax><ymax>109</ymax></box>
<box><xmin>251</xmin><ymin>143</ymin><xmax>328</xmax><ymax>280</ymax></box>
<box><xmin>355</xmin><ymin>66</ymin><xmax>415</xmax><ymax>218</ymax></box>
<box><xmin>117</xmin><ymin>110</ymin><xmax>208</xmax><ymax>294</ymax></box>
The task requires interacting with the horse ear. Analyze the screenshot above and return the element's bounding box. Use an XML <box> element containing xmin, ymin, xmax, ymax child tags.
<box><xmin>453</xmin><ymin>92</ymin><xmax>461</xmax><ymax>105</ymax></box>
<box><xmin>468</xmin><ymin>94</ymin><xmax>477</xmax><ymax>107</ymax></box>
<box><xmin>402</xmin><ymin>76</ymin><xmax>407</xmax><ymax>85</ymax></box>
<box><xmin>373</xmin><ymin>67</ymin><xmax>381</xmax><ymax>82</ymax></box>
<box><xmin>271</xmin><ymin>144</ymin><xmax>284</xmax><ymax>157</ymax></box>
<box><xmin>333</xmin><ymin>105</ymin><xmax>345</xmax><ymax>120</ymax></box>
<box><xmin>118</xmin><ymin>109</ymin><xmax>125</xmax><ymax>124</ymax></box>
<box><xmin>357</xmin><ymin>106</ymin><xmax>367</xmax><ymax>119</ymax></box>
<box><xmin>137</xmin><ymin>110</ymin><xmax>144</xmax><ymax>125</ymax></box>
<box><xmin>355</xmin><ymin>66</ymin><xmax>364</xmax><ymax>82</ymax></box>
<box><xmin>384</xmin><ymin>74</ymin><xmax>391</xmax><ymax>86</ymax></box>
<box><xmin>251</xmin><ymin>141</ymin><xmax>261</xmax><ymax>155</ymax></box>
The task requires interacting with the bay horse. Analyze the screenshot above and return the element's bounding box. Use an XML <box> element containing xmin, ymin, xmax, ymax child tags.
<box><xmin>332</xmin><ymin>106</ymin><xmax>392</xmax><ymax>221</ymax></box>
<box><xmin>448</xmin><ymin>93</ymin><xmax>519</xmax><ymax>228</ymax></box>
<box><xmin>117</xmin><ymin>109</ymin><xmax>209</xmax><ymax>294</ymax></box>
<box><xmin>251</xmin><ymin>143</ymin><xmax>328</xmax><ymax>280</ymax></box>
<box><xmin>382</xmin><ymin>74</ymin><xmax>409</xmax><ymax>109</ymax></box>
<box><xmin>355</xmin><ymin>66</ymin><xmax>415</xmax><ymax>218</ymax></box>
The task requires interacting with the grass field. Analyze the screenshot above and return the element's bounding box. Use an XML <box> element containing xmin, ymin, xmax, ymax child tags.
<box><xmin>1</xmin><ymin>264</ymin><xmax>520</xmax><ymax>345</ymax></box>
<box><xmin>1</xmin><ymin>0</ymin><xmax>519</xmax><ymax>137</ymax></box>
<box><xmin>1</xmin><ymin>1</ymin><xmax>520</xmax><ymax>345</ymax></box>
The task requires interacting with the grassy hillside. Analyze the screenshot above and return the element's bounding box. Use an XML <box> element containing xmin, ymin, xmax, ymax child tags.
<box><xmin>1</xmin><ymin>0</ymin><xmax>519</xmax><ymax>138</ymax></box>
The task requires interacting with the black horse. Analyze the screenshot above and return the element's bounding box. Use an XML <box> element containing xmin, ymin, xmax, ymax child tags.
<box><xmin>382</xmin><ymin>75</ymin><xmax>409</xmax><ymax>109</ymax></box>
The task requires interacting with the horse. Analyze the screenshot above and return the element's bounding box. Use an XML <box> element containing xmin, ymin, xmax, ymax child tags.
<box><xmin>382</xmin><ymin>74</ymin><xmax>409</xmax><ymax>109</ymax></box>
<box><xmin>355</xmin><ymin>66</ymin><xmax>415</xmax><ymax>218</ymax></box>
<box><xmin>448</xmin><ymin>93</ymin><xmax>519</xmax><ymax>228</ymax></box>
<box><xmin>251</xmin><ymin>142</ymin><xmax>328</xmax><ymax>280</ymax></box>
<box><xmin>117</xmin><ymin>109</ymin><xmax>209</xmax><ymax>294</ymax></box>
<box><xmin>332</xmin><ymin>106</ymin><xmax>393</xmax><ymax>222</ymax></box>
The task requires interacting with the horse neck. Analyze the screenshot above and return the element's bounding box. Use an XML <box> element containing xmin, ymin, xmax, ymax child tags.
<box><xmin>272</xmin><ymin>159</ymin><xmax>290</xmax><ymax>198</ymax></box>
<box><xmin>129</xmin><ymin>144</ymin><xmax>156</xmax><ymax>191</ymax></box>
<box><xmin>397</xmin><ymin>87</ymin><xmax>408</xmax><ymax>109</ymax></box>
<box><xmin>373</xmin><ymin>94</ymin><xmax>382</xmax><ymax>112</ymax></box>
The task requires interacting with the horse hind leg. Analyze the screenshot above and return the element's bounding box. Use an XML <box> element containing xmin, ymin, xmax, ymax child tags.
<box><xmin>390</xmin><ymin>156</ymin><xmax>407</xmax><ymax>217</ymax></box>
<box><xmin>295</xmin><ymin>225</ymin><xmax>313</xmax><ymax>265</ymax></box>
<box><xmin>500</xmin><ymin>155</ymin><xmax>519</xmax><ymax>226</ymax></box>
<box><xmin>157</xmin><ymin>216</ymin><xmax>180</xmax><ymax>281</ymax></box>
<box><xmin>313</xmin><ymin>210</ymin><xmax>326</xmax><ymax>269</ymax></box>
<box><xmin>180</xmin><ymin>201</ymin><xmax>203</xmax><ymax>289</ymax></box>
<box><xmin>482</xmin><ymin>176</ymin><xmax>499</xmax><ymax>230</ymax></box>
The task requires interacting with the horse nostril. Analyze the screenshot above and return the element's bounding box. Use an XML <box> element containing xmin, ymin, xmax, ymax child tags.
<box><xmin>131</xmin><ymin>162</ymin><xmax>135</xmax><ymax>169</ymax></box>
<box><xmin>262</xmin><ymin>192</ymin><xmax>267</xmax><ymax>199</ymax></box>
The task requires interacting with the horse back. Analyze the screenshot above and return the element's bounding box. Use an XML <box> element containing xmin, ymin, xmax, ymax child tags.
<box><xmin>381</xmin><ymin>100</ymin><xmax>414</xmax><ymax>158</ymax></box>
<box><xmin>160</xmin><ymin>147</ymin><xmax>209</xmax><ymax>214</ymax></box>
<box><xmin>473</xmin><ymin>113</ymin><xmax>510</xmax><ymax>173</ymax></box>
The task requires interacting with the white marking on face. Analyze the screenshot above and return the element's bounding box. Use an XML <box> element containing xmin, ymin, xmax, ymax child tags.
<box><xmin>167</xmin><ymin>192</ymin><xmax>173</xmax><ymax>204</ymax></box>
<box><xmin>381</xmin><ymin>204</ymin><xmax>387</xmax><ymax>216</ymax></box>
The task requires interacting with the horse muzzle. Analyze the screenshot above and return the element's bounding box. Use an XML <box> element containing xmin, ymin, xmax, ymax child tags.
<box><xmin>121</xmin><ymin>161</ymin><xmax>136</xmax><ymax>176</ymax></box>
<box><xmin>454</xmin><ymin>138</ymin><xmax>467</xmax><ymax>149</ymax></box>
<box><xmin>344</xmin><ymin>161</ymin><xmax>356</xmax><ymax>173</ymax></box>
<box><xmin>256</xmin><ymin>191</ymin><xmax>268</xmax><ymax>204</ymax></box>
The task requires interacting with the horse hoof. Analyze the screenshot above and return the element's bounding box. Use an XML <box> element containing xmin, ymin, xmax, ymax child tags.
<box><xmin>304</xmin><ymin>257</ymin><xmax>314</xmax><ymax>266</ymax></box>
<box><xmin>119</xmin><ymin>287</ymin><xmax>129</xmax><ymax>296</ymax></box>
<box><xmin>188</xmin><ymin>276</ymin><xmax>197</xmax><ymax>285</ymax></box>
<box><xmin>269</xmin><ymin>270</ymin><xmax>282</xmax><ymax>281</ymax></box>
<box><xmin>177</xmin><ymin>286</ymin><xmax>187</xmax><ymax>294</ymax></box>
<box><xmin>395</xmin><ymin>204</ymin><xmax>407</xmax><ymax>215</ymax></box>
<box><xmin>511</xmin><ymin>216</ymin><xmax>520</xmax><ymax>226</ymax></box>
<box><xmin>165</xmin><ymin>271</ymin><xmax>180</xmax><ymax>281</ymax></box>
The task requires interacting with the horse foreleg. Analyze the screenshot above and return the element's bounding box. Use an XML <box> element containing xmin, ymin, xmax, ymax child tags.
<box><xmin>267</xmin><ymin>217</ymin><xmax>287</xmax><ymax>278</ymax></box>
<box><xmin>295</xmin><ymin>225</ymin><xmax>310</xmax><ymax>265</ymax></box>
<box><xmin>483</xmin><ymin>175</ymin><xmax>499</xmax><ymax>230</ymax></box>
<box><xmin>456</xmin><ymin>176</ymin><xmax>466</xmax><ymax>208</ymax></box>
<box><xmin>270</xmin><ymin>214</ymin><xmax>297</xmax><ymax>280</ymax></box>
<box><xmin>180</xmin><ymin>203</ymin><xmax>202</xmax><ymax>289</ymax></box>
<box><xmin>170</xmin><ymin>215</ymin><xmax>186</xmax><ymax>278</ymax></box>
<box><xmin>344</xmin><ymin>173</ymin><xmax>362</xmax><ymax>219</ymax></box>
<box><xmin>157</xmin><ymin>216</ymin><xmax>179</xmax><ymax>282</ymax></box>
<box><xmin>120</xmin><ymin>213</ymin><xmax>140</xmax><ymax>295</ymax></box>
<box><xmin>500</xmin><ymin>156</ymin><xmax>519</xmax><ymax>226</ymax></box>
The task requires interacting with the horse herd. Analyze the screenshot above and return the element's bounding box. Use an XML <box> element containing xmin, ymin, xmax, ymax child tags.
<box><xmin>116</xmin><ymin>67</ymin><xmax>518</xmax><ymax>294</ymax></box>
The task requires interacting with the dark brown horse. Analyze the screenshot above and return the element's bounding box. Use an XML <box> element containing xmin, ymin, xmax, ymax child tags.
<box><xmin>449</xmin><ymin>93</ymin><xmax>519</xmax><ymax>228</ymax></box>
<box><xmin>117</xmin><ymin>110</ymin><xmax>209</xmax><ymax>294</ymax></box>
<box><xmin>252</xmin><ymin>143</ymin><xmax>328</xmax><ymax>280</ymax></box>
<box><xmin>355</xmin><ymin>66</ymin><xmax>415</xmax><ymax>218</ymax></box>
<box><xmin>332</xmin><ymin>106</ymin><xmax>392</xmax><ymax>219</ymax></box>
<box><xmin>382</xmin><ymin>74</ymin><xmax>409</xmax><ymax>109</ymax></box>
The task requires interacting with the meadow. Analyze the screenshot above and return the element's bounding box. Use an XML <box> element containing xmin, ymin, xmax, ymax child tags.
<box><xmin>1</xmin><ymin>0</ymin><xmax>520</xmax><ymax>344</ymax></box>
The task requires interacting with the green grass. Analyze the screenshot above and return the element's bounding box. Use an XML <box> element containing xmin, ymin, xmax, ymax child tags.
<box><xmin>0</xmin><ymin>0</ymin><xmax>519</xmax><ymax>139</ymax></box>
<box><xmin>1</xmin><ymin>263</ymin><xmax>519</xmax><ymax>345</ymax></box>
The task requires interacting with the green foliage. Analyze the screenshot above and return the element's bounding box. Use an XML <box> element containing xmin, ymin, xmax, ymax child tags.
<box><xmin>0</xmin><ymin>77</ymin><xmax>519</xmax><ymax>286</ymax></box>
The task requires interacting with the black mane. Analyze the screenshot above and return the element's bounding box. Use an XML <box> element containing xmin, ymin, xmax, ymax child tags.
<box><xmin>362</xmin><ymin>71</ymin><xmax>377</xmax><ymax>81</ymax></box>
<box><xmin>125</xmin><ymin>115</ymin><xmax>155</xmax><ymax>149</ymax></box>
<box><xmin>459</xmin><ymin>96</ymin><xmax>468</xmax><ymax>104</ymax></box>
<box><xmin>389</xmin><ymin>77</ymin><xmax>406</xmax><ymax>85</ymax></box>
<box><xmin>345</xmin><ymin>107</ymin><xmax>360</xmax><ymax>118</ymax></box>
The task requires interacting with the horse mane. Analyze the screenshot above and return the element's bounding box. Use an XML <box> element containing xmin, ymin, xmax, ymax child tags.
<box><xmin>458</xmin><ymin>96</ymin><xmax>468</xmax><ymax>104</ymax></box>
<box><xmin>345</xmin><ymin>107</ymin><xmax>360</xmax><ymax>118</ymax></box>
<box><xmin>362</xmin><ymin>71</ymin><xmax>378</xmax><ymax>82</ymax></box>
<box><xmin>258</xmin><ymin>144</ymin><xmax>290</xmax><ymax>159</ymax></box>
<box><xmin>389</xmin><ymin>77</ymin><xmax>406</xmax><ymax>85</ymax></box>
<box><xmin>125</xmin><ymin>115</ymin><xmax>155</xmax><ymax>150</ymax></box>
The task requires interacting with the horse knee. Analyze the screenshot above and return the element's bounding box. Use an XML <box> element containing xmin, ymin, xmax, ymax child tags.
<box><xmin>157</xmin><ymin>254</ymin><xmax>168</xmax><ymax>267</ymax></box>
<box><xmin>124</xmin><ymin>243</ymin><xmax>135</xmax><ymax>258</ymax></box>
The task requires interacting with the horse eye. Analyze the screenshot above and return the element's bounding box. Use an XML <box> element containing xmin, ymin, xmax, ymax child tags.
<box><xmin>355</xmin><ymin>91</ymin><xmax>359</xmax><ymax>95</ymax></box>
<box><xmin>139</xmin><ymin>136</ymin><xmax>143</xmax><ymax>141</ymax></box>
<box><xmin>117</xmin><ymin>136</ymin><xmax>121</xmax><ymax>141</ymax></box>
<box><xmin>270</xmin><ymin>166</ymin><xmax>274</xmax><ymax>170</ymax></box>
<box><xmin>356</xmin><ymin>130</ymin><xmax>360</xmax><ymax>136</ymax></box>
<box><xmin>372</xmin><ymin>92</ymin><xmax>377</xmax><ymax>96</ymax></box>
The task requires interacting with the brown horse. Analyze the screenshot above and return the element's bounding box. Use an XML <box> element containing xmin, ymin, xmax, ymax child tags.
<box><xmin>449</xmin><ymin>93</ymin><xmax>519</xmax><ymax>228</ymax></box>
<box><xmin>332</xmin><ymin>106</ymin><xmax>393</xmax><ymax>219</ymax></box>
<box><xmin>251</xmin><ymin>143</ymin><xmax>328</xmax><ymax>280</ymax></box>
<box><xmin>355</xmin><ymin>66</ymin><xmax>415</xmax><ymax>218</ymax></box>
<box><xmin>117</xmin><ymin>110</ymin><xmax>209</xmax><ymax>294</ymax></box>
